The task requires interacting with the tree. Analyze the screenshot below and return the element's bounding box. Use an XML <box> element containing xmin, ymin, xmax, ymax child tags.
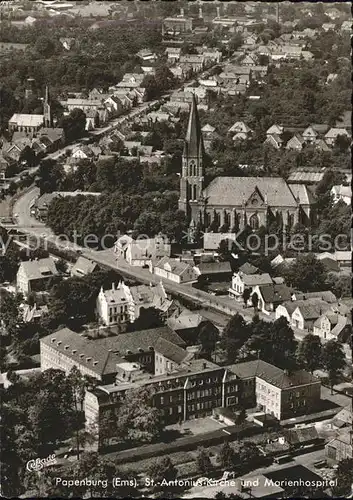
<box><xmin>321</xmin><ymin>340</ymin><xmax>346</xmax><ymax>393</ymax></box>
<box><xmin>218</xmin><ymin>441</ymin><xmax>237</xmax><ymax>468</ymax></box>
<box><xmin>196</xmin><ymin>447</ymin><xmax>212</xmax><ymax>474</ymax></box>
<box><xmin>221</xmin><ymin>313</ymin><xmax>250</xmax><ymax>363</ymax></box>
<box><xmin>116</xmin><ymin>387</ymin><xmax>164</xmax><ymax>444</ymax></box>
<box><xmin>242</xmin><ymin>288</ymin><xmax>251</xmax><ymax>307</ymax></box>
<box><xmin>19</xmin><ymin>146</ymin><xmax>36</xmax><ymax>168</ymax></box>
<box><xmin>34</xmin><ymin>35</ymin><xmax>56</xmax><ymax>57</ymax></box>
<box><xmin>55</xmin><ymin>258</ymin><xmax>68</xmax><ymax>274</ymax></box>
<box><xmin>61</xmin><ymin>108</ymin><xmax>86</xmax><ymax>143</ymax></box>
<box><xmin>333</xmin><ymin>458</ymin><xmax>353</xmax><ymax>496</ymax></box>
<box><xmin>239</xmin><ymin>441</ymin><xmax>263</xmax><ymax>467</ymax></box>
<box><xmin>281</xmin><ymin>254</ymin><xmax>328</xmax><ymax>292</ymax></box>
<box><xmin>147</xmin><ymin>456</ymin><xmax>177</xmax><ymax>495</ymax></box>
<box><xmin>198</xmin><ymin>322</ymin><xmax>219</xmax><ymax>361</ymax></box>
<box><xmin>128</xmin><ymin>307</ymin><xmax>163</xmax><ymax>331</ymax></box>
<box><xmin>296</xmin><ymin>334</ymin><xmax>322</xmax><ymax>373</ymax></box>
<box><xmin>251</xmin><ymin>292</ymin><xmax>259</xmax><ymax>312</ymax></box>
<box><xmin>235</xmin><ymin>408</ymin><xmax>247</xmax><ymax>426</ymax></box>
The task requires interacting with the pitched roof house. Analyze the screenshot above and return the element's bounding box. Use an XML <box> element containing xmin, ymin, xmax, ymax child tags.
<box><xmin>251</xmin><ymin>283</ymin><xmax>293</xmax><ymax>315</ymax></box>
<box><xmin>154</xmin><ymin>257</ymin><xmax>199</xmax><ymax>284</ymax></box>
<box><xmin>286</xmin><ymin>134</ymin><xmax>305</xmax><ymax>150</ymax></box>
<box><xmin>17</xmin><ymin>257</ymin><xmax>59</xmax><ymax>295</ymax></box>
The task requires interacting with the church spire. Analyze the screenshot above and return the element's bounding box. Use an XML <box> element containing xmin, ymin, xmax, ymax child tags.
<box><xmin>43</xmin><ymin>84</ymin><xmax>52</xmax><ymax>128</ymax></box>
<box><xmin>183</xmin><ymin>93</ymin><xmax>204</xmax><ymax>159</ymax></box>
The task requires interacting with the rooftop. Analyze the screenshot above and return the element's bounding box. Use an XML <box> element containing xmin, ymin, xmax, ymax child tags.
<box><xmin>228</xmin><ymin>359</ymin><xmax>320</xmax><ymax>389</ymax></box>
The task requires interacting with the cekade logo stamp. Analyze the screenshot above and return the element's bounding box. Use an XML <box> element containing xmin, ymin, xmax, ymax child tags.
<box><xmin>26</xmin><ymin>454</ymin><xmax>57</xmax><ymax>472</ymax></box>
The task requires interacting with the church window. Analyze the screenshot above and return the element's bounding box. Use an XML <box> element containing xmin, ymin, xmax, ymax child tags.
<box><xmin>249</xmin><ymin>214</ymin><xmax>259</xmax><ymax>230</ymax></box>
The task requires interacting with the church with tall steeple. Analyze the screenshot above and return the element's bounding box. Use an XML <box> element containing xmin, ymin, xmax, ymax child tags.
<box><xmin>179</xmin><ymin>96</ymin><xmax>315</xmax><ymax>235</ymax></box>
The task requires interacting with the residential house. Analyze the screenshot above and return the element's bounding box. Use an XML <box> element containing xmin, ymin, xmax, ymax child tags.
<box><xmin>136</xmin><ymin>49</ymin><xmax>157</xmax><ymax>62</ymax></box>
<box><xmin>8</xmin><ymin>114</ymin><xmax>44</xmax><ymax>133</ymax></box>
<box><xmin>243</xmin><ymin>33</ymin><xmax>258</xmax><ymax>46</ymax></box>
<box><xmin>71</xmin><ymin>257</ymin><xmax>99</xmax><ymax>278</ymax></box>
<box><xmin>276</xmin><ymin>298</ymin><xmax>333</xmax><ymax>331</ymax></box>
<box><xmin>266</xmin><ymin>124</ymin><xmax>284</xmax><ymax>137</ymax></box>
<box><xmin>241</xmin><ymin>54</ymin><xmax>258</xmax><ymax>67</ymax></box>
<box><xmin>229</xmin><ymin>121</ymin><xmax>253</xmax><ymax>135</ymax></box>
<box><xmin>201</xmin><ymin>123</ymin><xmax>216</xmax><ymax>141</ymax></box>
<box><xmin>286</xmin><ymin>134</ymin><xmax>305</xmax><ymax>151</ymax></box>
<box><xmin>340</xmin><ymin>20</ymin><xmax>352</xmax><ymax>32</ymax></box>
<box><xmin>326</xmin><ymin>430</ymin><xmax>353</xmax><ymax>463</ymax></box>
<box><xmin>154</xmin><ymin>257</ymin><xmax>199</xmax><ymax>284</ymax></box>
<box><xmin>104</xmin><ymin>96</ymin><xmax>124</xmax><ymax>118</ymax></box>
<box><xmin>331</xmin><ymin>404</ymin><xmax>353</xmax><ymax>429</ymax></box>
<box><xmin>165</xmin><ymin>47</ymin><xmax>181</xmax><ymax>62</ymax></box>
<box><xmin>114</xmin><ymin>234</ymin><xmax>171</xmax><ymax>269</ymax></box>
<box><xmin>314</xmin><ymin>139</ymin><xmax>331</xmax><ymax>152</ymax></box>
<box><xmin>167</xmin><ymin>308</ymin><xmax>214</xmax><ymax>343</ymax></box>
<box><xmin>96</xmin><ymin>281</ymin><xmax>157</xmax><ymax>326</ymax></box>
<box><xmin>111</xmin><ymin>90</ymin><xmax>135</xmax><ymax>110</ymax></box>
<box><xmin>331</xmin><ymin>185</ymin><xmax>351</xmax><ymax>205</ymax></box>
<box><xmin>264</xmin><ymin>134</ymin><xmax>283</xmax><ymax>149</ymax></box>
<box><xmin>250</xmin><ymin>283</ymin><xmax>293</xmax><ymax>315</ymax></box>
<box><xmin>59</xmin><ymin>37</ymin><xmax>75</xmax><ymax>50</ymax></box>
<box><xmin>322</xmin><ymin>23</ymin><xmax>336</xmax><ymax>32</ymax></box>
<box><xmin>313</xmin><ymin>311</ymin><xmax>351</xmax><ymax>342</ymax></box>
<box><xmin>17</xmin><ymin>257</ymin><xmax>59</xmax><ymax>295</ymax></box>
<box><xmin>324</xmin><ymin>127</ymin><xmax>350</xmax><ymax>146</ymax></box>
<box><xmin>229</xmin><ymin>271</ymin><xmax>273</xmax><ymax>301</ymax></box>
<box><xmin>195</xmin><ymin>261</ymin><xmax>232</xmax><ymax>283</ymax></box>
<box><xmin>22</xmin><ymin>303</ymin><xmax>48</xmax><ymax>323</ymax></box>
<box><xmin>179</xmin><ymin>55</ymin><xmax>205</xmax><ymax>73</ymax></box>
<box><xmin>116</xmin><ymin>73</ymin><xmax>145</xmax><ymax>90</ymax></box>
<box><xmin>71</xmin><ymin>145</ymin><xmax>94</xmax><ymax>160</ymax></box>
<box><xmin>202</xmin><ymin>48</ymin><xmax>222</xmax><ymax>64</ymax></box>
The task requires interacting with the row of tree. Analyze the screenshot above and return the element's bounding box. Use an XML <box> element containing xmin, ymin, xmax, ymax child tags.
<box><xmin>221</xmin><ymin>313</ymin><xmax>347</xmax><ymax>390</ymax></box>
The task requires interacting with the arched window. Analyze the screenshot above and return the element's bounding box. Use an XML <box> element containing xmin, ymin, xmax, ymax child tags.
<box><xmin>189</xmin><ymin>160</ymin><xmax>196</xmax><ymax>177</ymax></box>
<box><xmin>249</xmin><ymin>213</ymin><xmax>259</xmax><ymax>230</ymax></box>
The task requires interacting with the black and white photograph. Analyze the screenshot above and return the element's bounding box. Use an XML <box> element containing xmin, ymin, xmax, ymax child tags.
<box><xmin>0</xmin><ymin>0</ymin><xmax>352</xmax><ymax>498</ymax></box>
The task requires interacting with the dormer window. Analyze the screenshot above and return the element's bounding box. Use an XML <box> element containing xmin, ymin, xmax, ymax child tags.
<box><xmin>79</xmin><ymin>354</ymin><xmax>84</xmax><ymax>358</ymax></box>
<box><xmin>72</xmin><ymin>350</ymin><xmax>77</xmax><ymax>354</ymax></box>
<box><xmin>57</xmin><ymin>341</ymin><xmax>62</xmax><ymax>345</ymax></box>
<box><xmin>64</xmin><ymin>345</ymin><xmax>69</xmax><ymax>350</ymax></box>
<box><xmin>51</xmin><ymin>338</ymin><xmax>56</xmax><ymax>343</ymax></box>
<box><xmin>93</xmin><ymin>361</ymin><xmax>98</xmax><ymax>366</ymax></box>
<box><xmin>86</xmin><ymin>357</ymin><xmax>92</xmax><ymax>362</ymax></box>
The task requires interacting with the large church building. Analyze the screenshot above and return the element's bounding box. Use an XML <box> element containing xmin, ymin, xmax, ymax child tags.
<box><xmin>178</xmin><ymin>95</ymin><xmax>314</xmax><ymax>233</ymax></box>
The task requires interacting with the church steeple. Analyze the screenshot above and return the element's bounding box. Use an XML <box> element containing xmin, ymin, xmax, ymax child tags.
<box><xmin>179</xmin><ymin>94</ymin><xmax>205</xmax><ymax>219</ymax></box>
<box><xmin>43</xmin><ymin>85</ymin><xmax>52</xmax><ymax>128</ymax></box>
<box><xmin>183</xmin><ymin>93</ymin><xmax>204</xmax><ymax>159</ymax></box>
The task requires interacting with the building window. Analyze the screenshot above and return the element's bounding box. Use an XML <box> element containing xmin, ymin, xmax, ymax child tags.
<box><xmin>178</xmin><ymin>405</ymin><xmax>182</xmax><ymax>413</ymax></box>
<box><xmin>249</xmin><ymin>213</ymin><xmax>259</xmax><ymax>230</ymax></box>
<box><xmin>160</xmin><ymin>396</ymin><xmax>164</xmax><ymax>404</ymax></box>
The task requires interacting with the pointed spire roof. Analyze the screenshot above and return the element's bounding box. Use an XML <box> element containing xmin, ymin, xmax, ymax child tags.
<box><xmin>183</xmin><ymin>93</ymin><xmax>204</xmax><ymax>158</ymax></box>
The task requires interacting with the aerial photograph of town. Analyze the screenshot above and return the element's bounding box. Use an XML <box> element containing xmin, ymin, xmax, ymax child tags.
<box><xmin>0</xmin><ymin>0</ymin><xmax>351</xmax><ymax>498</ymax></box>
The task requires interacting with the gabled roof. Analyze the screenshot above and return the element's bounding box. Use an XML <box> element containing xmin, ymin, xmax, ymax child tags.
<box><xmin>156</xmin><ymin>256</ymin><xmax>195</xmax><ymax>277</ymax></box>
<box><xmin>9</xmin><ymin>114</ymin><xmax>44</xmax><ymax>127</ymax></box>
<box><xmin>293</xmin><ymin>299</ymin><xmax>332</xmax><ymax>320</ymax></box>
<box><xmin>19</xmin><ymin>257</ymin><xmax>58</xmax><ymax>280</ymax></box>
<box><xmin>41</xmin><ymin>328</ymin><xmax>122</xmax><ymax>378</ymax></box>
<box><xmin>258</xmin><ymin>284</ymin><xmax>292</xmax><ymax>304</ymax></box>
<box><xmin>197</xmin><ymin>261</ymin><xmax>232</xmax><ymax>275</ymax></box>
<box><xmin>94</xmin><ymin>326</ymin><xmax>185</xmax><ymax>356</ymax></box>
<box><xmin>239</xmin><ymin>262</ymin><xmax>259</xmax><ymax>275</ymax></box>
<box><xmin>154</xmin><ymin>337</ymin><xmax>191</xmax><ymax>364</ymax></box>
<box><xmin>289</xmin><ymin>184</ymin><xmax>315</xmax><ymax>205</ymax></box>
<box><xmin>228</xmin><ymin>359</ymin><xmax>319</xmax><ymax>389</ymax></box>
<box><xmin>284</xmin><ymin>426</ymin><xmax>319</xmax><ymax>444</ymax></box>
<box><xmin>242</xmin><ymin>273</ymin><xmax>273</xmax><ymax>287</ymax></box>
<box><xmin>203</xmin><ymin>177</ymin><xmax>297</xmax><ymax>207</ymax></box>
<box><xmin>71</xmin><ymin>257</ymin><xmax>98</xmax><ymax>276</ymax></box>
